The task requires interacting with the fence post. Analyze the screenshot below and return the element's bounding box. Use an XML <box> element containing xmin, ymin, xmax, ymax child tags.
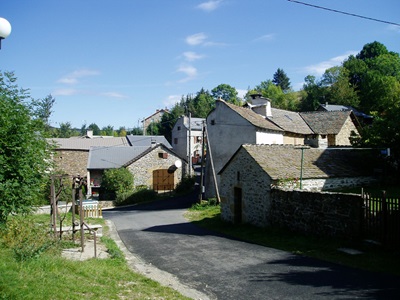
<box><xmin>382</xmin><ymin>190</ymin><xmax>388</xmax><ymax>245</ymax></box>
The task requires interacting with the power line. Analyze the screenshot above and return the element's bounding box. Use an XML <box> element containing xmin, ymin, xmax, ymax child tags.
<box><xmin>288</xmin><ymin>0</ymin><xmax>400</xmax><ymax>27</ymax></box>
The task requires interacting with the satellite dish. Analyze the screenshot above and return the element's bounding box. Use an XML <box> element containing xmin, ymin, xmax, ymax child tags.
<box><xmin>174</xmin><ymin>160</ymin><xmax>182</xmax><ymax>168</ymax></box>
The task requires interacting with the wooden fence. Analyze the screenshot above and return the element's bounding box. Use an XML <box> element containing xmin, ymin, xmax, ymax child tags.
<box><xmin>362</xmin><ymin>190</ymin><xmax>400</xmax><ymax>248</ymax></box>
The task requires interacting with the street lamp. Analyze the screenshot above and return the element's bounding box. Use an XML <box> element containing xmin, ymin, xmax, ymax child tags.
<box><xmin>0</xmin><ymin>17</ymin><xmax>12</xmax><ymax>49</ymax></box>
<box><xmin>295</xmin><ymin>145</ymin><xmax>310</xmax><ymax>189</ymax></box>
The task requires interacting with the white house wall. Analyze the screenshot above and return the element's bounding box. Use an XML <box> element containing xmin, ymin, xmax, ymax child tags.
<box><xmin>256</xmin><ymin>131</ymin><xmax>283</xmax><ymax>145</ymax></box>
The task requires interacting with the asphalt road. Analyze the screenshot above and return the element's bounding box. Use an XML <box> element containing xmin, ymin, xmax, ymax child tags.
<box><xmin>103</xmin><ymin>193</ymin><xmax>400</xmax><ymax>300</ymax></box>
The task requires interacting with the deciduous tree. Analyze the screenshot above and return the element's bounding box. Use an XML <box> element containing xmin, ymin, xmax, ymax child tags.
<box><xmin>0</xmin><ymin>71</ymin><xmax>52</xmax><ymax>223</ymax></box>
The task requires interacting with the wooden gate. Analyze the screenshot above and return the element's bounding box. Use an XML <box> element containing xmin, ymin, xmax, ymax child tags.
<box><xmin>153</xmin><ymin>169</ymin><xmax>174</xmax><ymax>191</ymax></box>
<box><xmin>363</xmin><ymin>191</ymin><xmax>400</xmax><ymax>248</ymax></box>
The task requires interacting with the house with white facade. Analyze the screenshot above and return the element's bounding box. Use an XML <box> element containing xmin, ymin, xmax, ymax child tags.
<box><xmin>204</xmin><ymin>95</ymin><xmax>362</xmax><ymax>198</ymax></box>
<box><xmin>171</xmin><ymin>116</ymin><xmax>205</xmax><ymax>165</ymax></box>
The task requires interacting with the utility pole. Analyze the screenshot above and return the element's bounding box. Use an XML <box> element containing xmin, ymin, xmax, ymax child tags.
<box><xmin>198</xmin><ymin>120</ymin><xmax>206</xmax><ymax>202</ymax></box>
<box><xmin>188</xmin><ymin>112</ymin><xmax>192</xmax><ymax>177</ymax></box>
<box><xmin>205</xmin><ymin>123</ymin><xmax>220</xmax><ymax>204</ymax></box>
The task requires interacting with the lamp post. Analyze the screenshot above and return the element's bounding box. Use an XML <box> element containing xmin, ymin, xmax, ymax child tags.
<box><xmin>0</xmin><ymin>17</ymin><xmax>12</xmax><ymax>49</ymax></box>
<box><xmin>295</xmin><ymin>146</ymin><xmax>310</xmax><ymax>189</ymax></box>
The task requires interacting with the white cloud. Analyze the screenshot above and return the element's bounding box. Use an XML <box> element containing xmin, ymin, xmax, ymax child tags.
<box><xmin>183</xmin><ymin>51</ymin><xmax>204</xmax><ymax>61</ymax></box>
<box><xmin>163</xmin><ymin>95</ymin><xmax>181</xmax><ymax>107</ymax></box>
<box><xmin>186</xmin><ymin>32</ymin><xmax>208</xmax><ymax>46</ymax></box>
<box><xmin>303</xmin><ymin>51</ymin><xmax>357</xmax><ymax>76</ymax></box>
<box><xmin>387</xmin><ymin>24</ymin><xmax>400</xmax><ymax>33</ymax></box>
<box><xmin>177</xmin><ymin>64</ymin><xmax>198</xmax><ymax>82</ymax></box>
<box><xmin>100</xmin><ymin>92</ymin><xmax>128</xmax><ymax>99</ymax></box>
<box><xmin>57</xmin><ymin>69</ymin><xmax>100</xmax><ymax>85</ymax></box>
<box><xmin>236</xmin><ymin>89</ymin><xmax>248</xmax><ymax>99</ymax></box>
<box><xmin>196</xmin><ymin>0</ymin><xmax>223</xmax><ymax>12</ymax></box>
<box><xmin>52</xmin><ymin>88</ymin><xmax>78</xmax><ymax>96</ymax></box>
<box><xmin>253</xmin><ymin>33</ymin><xmax>275</xmax><ymax>42</ymax></box>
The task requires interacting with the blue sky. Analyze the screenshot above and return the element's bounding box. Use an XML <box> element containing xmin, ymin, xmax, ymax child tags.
<box><xmin>1</xmin><ymin>0</ymin><xmax>399</xmax><ymax>129</ymax></box>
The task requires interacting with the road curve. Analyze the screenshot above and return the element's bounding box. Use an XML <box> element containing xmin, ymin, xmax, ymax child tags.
<box><xmin>103</xmin><ymin>194</ymin><xmax>400</xmax><ymax>300</ymax></box>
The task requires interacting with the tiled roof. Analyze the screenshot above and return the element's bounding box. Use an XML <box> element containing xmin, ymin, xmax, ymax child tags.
<box><xmin>49</xmin><ymin>137</ymin><xmax>129</xmax><ymax>151</ymax></box>
<box><xmin>222</xmin><ymin>100</ymin><xmax>283</xmax><ymax>132</ymax></box>
<box><xmin>229</xmin><ymin>144</ymin><xmax>374</xmax><ymax>180</ymax></box>
<box><xmin>269</xmin><ymin>108</ymin><xmax>313</xmax><ymax>135</ymax></box>
<box><xmin>126</xmin><ymin>135</ymin><xmax>172</xmax><ymax>148</ymax></box>
<box><xmin>300</xmin><ymin>111</ymin><xmax>352</xmax><ymax>135</ymax></box>
<box><xmin>87</xmin><ymin>146</ymin><xmax>150</xmax><ymax>169</ymax></box>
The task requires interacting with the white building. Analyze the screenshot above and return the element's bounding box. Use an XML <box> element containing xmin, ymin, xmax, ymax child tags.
<box><xmin>171</xmin><ymin>116</ymin><xmax>205</xmax><ymax>166</ymax></box>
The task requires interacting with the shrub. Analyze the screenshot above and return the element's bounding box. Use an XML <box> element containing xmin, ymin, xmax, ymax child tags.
<box><xmin>101</xmin><ymin>168</ymin><xmax>134</xmax><ymax>200</ymax></box>
<box><xmin>174</xmin><ymin>175</ymin><xmax>196</xmax><ymax>194</ymax></box>
<box><xmin>0</xmin><ymin>216</ymin><xmax>56</xmax><ymax>261</ymax></box>
<box><xmin>116</xmin><ymin>186</ymin><xmax>158</xmax><ymax>206</ymax></box>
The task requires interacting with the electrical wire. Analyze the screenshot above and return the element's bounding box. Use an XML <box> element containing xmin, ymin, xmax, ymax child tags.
<box><xmin>288</xmin><ymin>0</ymin><xmax>400</xmax><ymax>27</ymax></box>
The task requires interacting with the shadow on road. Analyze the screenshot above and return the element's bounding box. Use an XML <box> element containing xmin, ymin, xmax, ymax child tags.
<box><xmin>249</xmin><ymin>255</ymin><xmax>400</xmax><ymax>299</ymax></box>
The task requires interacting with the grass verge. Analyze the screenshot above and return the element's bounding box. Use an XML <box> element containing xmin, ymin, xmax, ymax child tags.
<box><xmin>0</xmin><ymin>214</ymin><xmax>190</xmax><ymax>300</ymax></box>
<box><xmin>185</xmin><ymin>201</ymin><xmax>400</xmax><ymax>277</ymax></box>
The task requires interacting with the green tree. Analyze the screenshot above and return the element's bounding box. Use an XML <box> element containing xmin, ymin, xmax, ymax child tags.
<box><xmin>117</xmin><ymin>126</ymin><xmax>127</xmax><ymax>137</ymax></box>
<box><xmin>58</xmin><ymin>122</ymin><xmax>74</xmax><ymax>138</ymax></box>
<box><xmin>193</xmin><ymin>88</ymin><xmax>215</xmax><ymax>118</ymax></box>
<box><xmin>300</xmin><ymin>75</ymin><xmax>325</xmax><ymax>111</ymax></box>
<box><xmin>0</xmin><ymin>71</ymin><xmax>52</xmax><ymax>223</ymax></box>
<box><xmin>272</xmin><ymin>68</ymin><xmax>291</xmax><ymax>92</ymax></box>
<box><xmin>129</xmin><ymin>126</ymin><xmax>143</xmax><ymax>135</ymax></box>
<box><xmin>211</xmin><ymin>83</ymin><xmax>241</xmax><ymax>105</ymax></box>
<box><xmin>320</xmin><ymin>66</ymin><xmax>359</xmax><ymax>107</ymax></box>
<box><xmin>101</xmin><ymin>125</ymin><xmax>114</xmax><ymax>136</ymax></box>
<box><xmin>87</xmin><ymin>123</ymin><xmax>101</xmax><ymax>135</ymax></box>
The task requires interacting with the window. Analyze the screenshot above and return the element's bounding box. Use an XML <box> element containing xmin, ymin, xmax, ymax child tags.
<box><xmin>174</xmin><ymin>138</ymin><xmax>178</xmax><ymax>144</ymax></box>
<box><xmin>211</xmin><ymin>119</ymin><xmax>215</xmax><ymax>125</ymax></box>
<box><xmin>158</xmin><ymin>152</ymin><xmax>168</xmax><ymax>159</ymax></box>
<box><xmin>177</xmin><ymin>126</ymin><xmax>181</xmax><ymax>131</ymax></box>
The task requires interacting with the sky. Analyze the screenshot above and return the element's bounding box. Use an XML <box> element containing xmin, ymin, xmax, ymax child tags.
<box><xmin>1</xmin><ymin>0</ymin><xmax>399</xmax><ymax>130</ymax></box>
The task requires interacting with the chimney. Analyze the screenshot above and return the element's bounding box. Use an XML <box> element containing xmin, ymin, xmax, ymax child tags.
<box><xmin>250</xmin><ymin>94</ymin><xmax>272</xmax><ymax>117</ymax></box>
<box><xmin>86</xmin><ymin>130</ymin><xmax>93</xmax><ymax>138</ymax></box>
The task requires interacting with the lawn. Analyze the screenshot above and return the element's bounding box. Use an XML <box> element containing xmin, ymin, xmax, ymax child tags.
<box><xmin>0</xmin><ymin>213</ymin><xmax>190</xmax><ymax>300</ymax></box>
<box><xmin>185</xmin><ymin>202</ymin><xmax>400</xmax><ymax>277</ymax></box>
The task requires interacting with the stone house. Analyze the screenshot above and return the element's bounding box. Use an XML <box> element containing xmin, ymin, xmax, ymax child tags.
<box><xmin>171</xmin><ymin>116</ymin><xmax>205</xmax><ymax>165</ymax></box>
<box><xmin>218</xmin><ymin>144</ymin><xmax>378</xmax><ymax>227</ymax></box>
<box><xmin>49</xmin><ymin>135</ymin><xmax>129</xmax><ymax>177</ymax></box>
<box><xmin>204</xmin><ymin>96</ymin><xmax>361</xmax><ymax>198</ymax></box>
<box><xmin>142</xmin><ymin>109</ymin><xmax>169</xmax><ymax>134</ymax></box>
<box><xmin>87</xmin><ymin>144</ymin><xmax>186</xmax><ymax>198</ymax></box>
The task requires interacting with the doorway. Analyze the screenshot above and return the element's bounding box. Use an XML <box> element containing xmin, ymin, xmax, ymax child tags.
<box><xmin>234</xmin><ymin>187</ymin><xmax>242</xmax><ymax>224</ymax></box>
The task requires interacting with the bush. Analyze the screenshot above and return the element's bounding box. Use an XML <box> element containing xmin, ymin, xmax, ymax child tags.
<box><xmin>101</xmin><ymin>168</ymin><xmax>134</xmax><ymax>200</ymax></box>
<box><xmin>174</xmin><ymin>175</ymin><xmax>196</xmax><ymax>194</ymax></box>
<box><xmin>0</xmin><ymin>216</ymin><xmax>56</xmax><ymax>261</ymax></box>
<box><xmin>116</xmin><ymin>186</ymin><xmax>158</xmax><ymax>206</ymax></box>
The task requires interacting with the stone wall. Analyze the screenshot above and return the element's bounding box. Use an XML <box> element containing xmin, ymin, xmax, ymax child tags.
<box><xmin>127</xmin><ymin>146</ymin><xmax>185</xmax><ymax>188</ymax></box>
<box><xmin>275</xmin><ymin>176</ymin><xmax>377</xmax><ymax>191</ymax></box>
<box><xmin>219</xmin><ymin>147</ymin><xmax>271</xmax><ymax>226</ymax></box>
<box><xmin>53</xmin><ymin>149</ymin><xmax>89</xmax><ymax>176</ymax></box>
<box><xmin>269</xmin><ymin>189</ymin><xmax>363</xmax><ymax>239</ymax></box>
<box><xmin>336</xmin><ymin>116</ymin><xmax>358</xmax><ymax>146</ymax></box>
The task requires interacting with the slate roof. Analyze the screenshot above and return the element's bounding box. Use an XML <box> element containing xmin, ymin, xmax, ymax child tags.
<box><xmin>269</xmin><ymin>108</ymin><xmax>313</xmax><ymax>135</ymax></box>
<box><xmin>184</xmin><ymin>117</ymin><xmax>204</xmax><ymax>131</ymax></box>
<box><xmin>49</xmin><ymin>137</ymin><xmax>129</xmax><ymax>151</ymax></box>
<box><xmin>299</xmin><ymin>111</ymin><xmax>355</xmax><ymax>135</ymax></box>
<box><xmin>87</xmin><ymin>146</ymin><xmax>150</xmax><ymax>169</ymax></box>
<box><xmin>220</xmin><ymin>144</ymin><xmax>375</xmax><ymax>180</ymax></box>
<box><xmin>126</xmin><ymin>135</ymin><xmax>172</xmax><ymax>148</ymax></box>
<box><xmin>222</xmin><ymin>100</ymin><xmax>283</xmax><ymax>132</ymax></box>
<box><xmin>318</xmin><ymin>103</ymin><xmax>372</xmax><ymax>120</ymax></box>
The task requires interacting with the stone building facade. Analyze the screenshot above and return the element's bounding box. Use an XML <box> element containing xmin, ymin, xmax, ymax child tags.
<box><xmin>219</xmin><ymin>144</ymin><xmax>378</xmax><ymax>228</ymax></box>
<box><xmin>126</xmin><ymin>145</ymin><xmax>186</xmax><ymax>189</ymax></box>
